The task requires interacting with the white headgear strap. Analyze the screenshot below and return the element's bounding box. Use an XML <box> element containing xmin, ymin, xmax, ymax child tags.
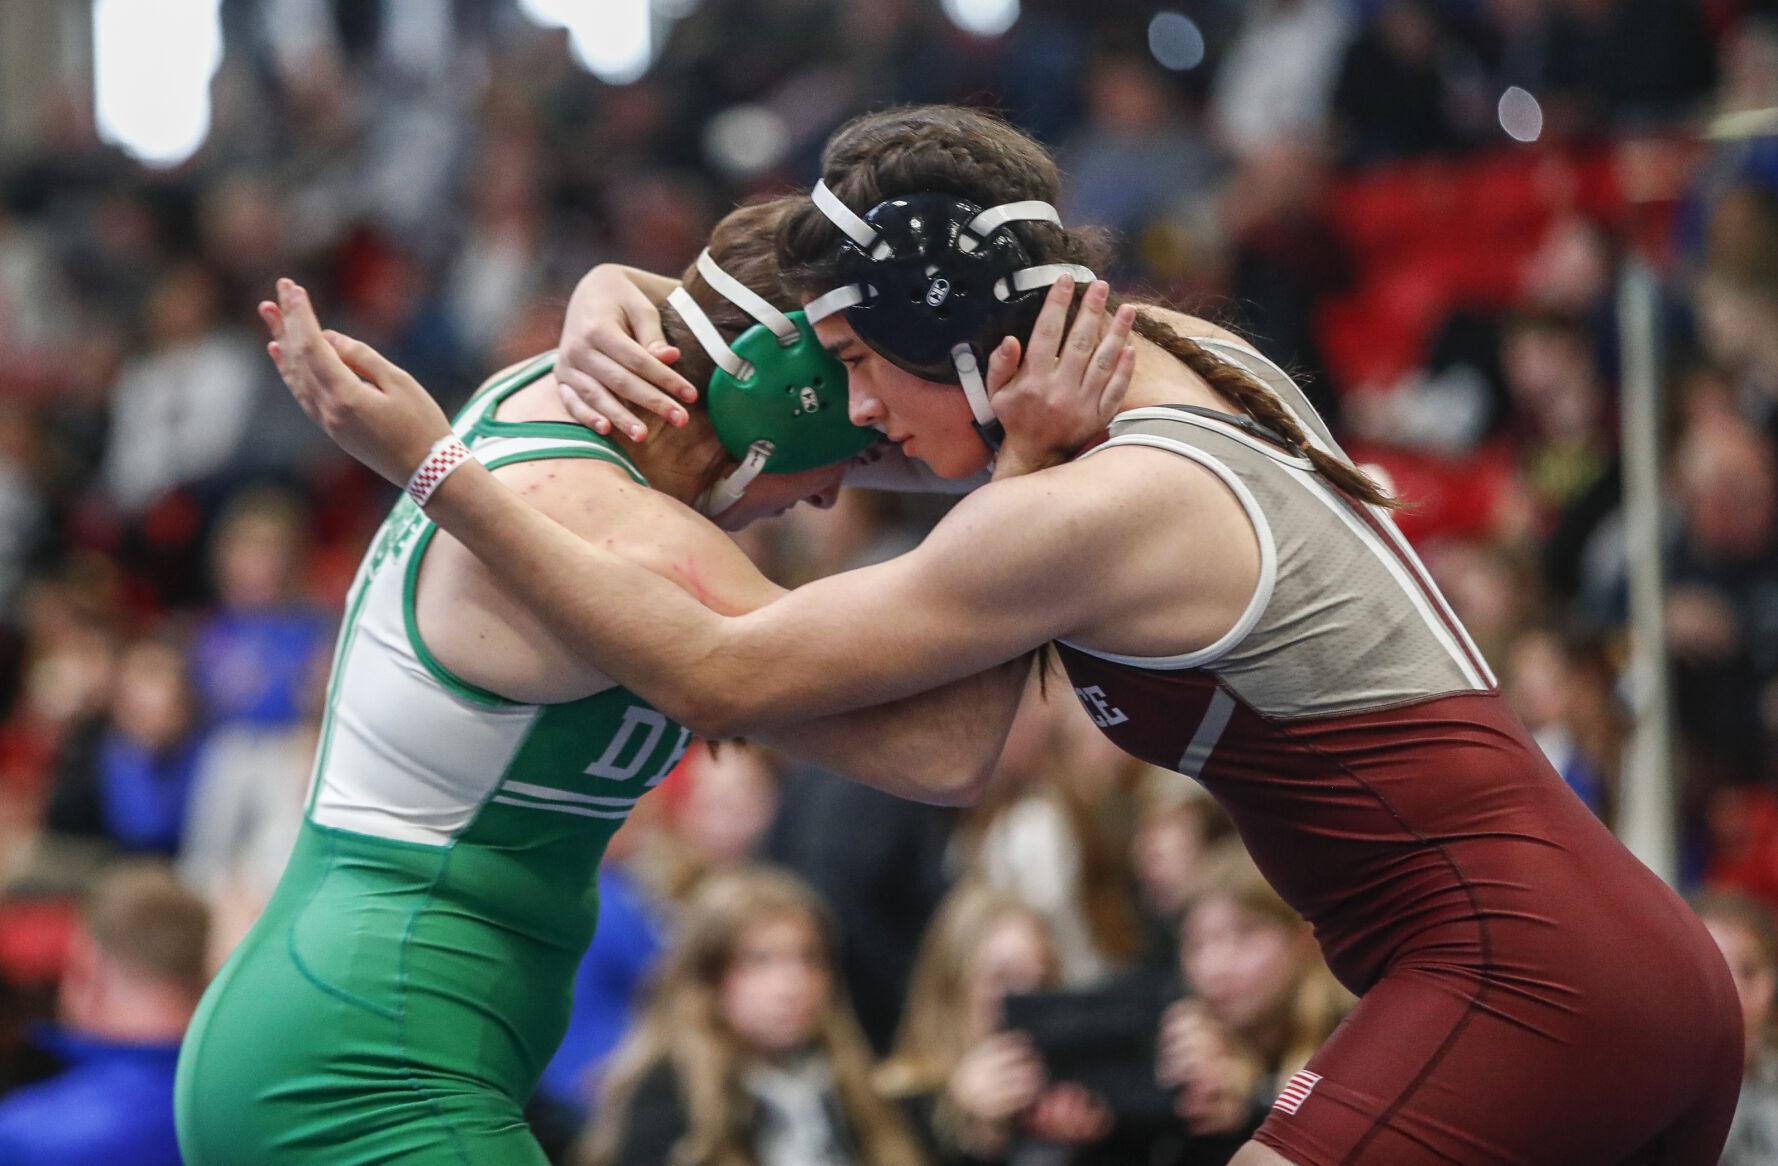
<box><xmin>813</xmin><ymin>180</ymin><xmax>893</xmax><ymax>259</ymax></box>
<box><xmin>667</xmin><ymin>286</ymin><xmax>752</xmax><ymax>381</ymax></box>
<box><xmin>957</xmin><ymin>201</ymin><xmax>1063</xmax><ymax>253</ymax></box>
<box><xmin>951</xmin><ymin>344</ymin><xmax>996</xmax><ymax>426</ymax></box>
<box><xmin>993</xmin><ymin>263</ymin><xmax>1097</xmax><ymax>301</ymax></box>
<box><xmin>699</xmin><ymin>439</ymin><xmax>775</xmax><ymax>518</ymax></box>
<box><xmin>694</xmin><ymin>249</ymin><xmax>798</xmax><ymax>345</ymax></box>
<box><xmin>804</xmin><ymin>283</ymin><xmax>871</xmax><ymax>324</ymax></box>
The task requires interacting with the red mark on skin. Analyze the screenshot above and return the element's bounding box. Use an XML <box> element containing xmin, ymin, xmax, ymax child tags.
<box><xmin>674</xmin><ymin>554</ymin><xmax>721</xmax><ymax>609</ymax></box>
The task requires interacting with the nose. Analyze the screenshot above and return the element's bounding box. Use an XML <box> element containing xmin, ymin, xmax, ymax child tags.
<box><xmin>848</xmin><ymin>381</ymin><xmax>884</xmax><ymax>429</ymax></box>
<box><xmin>809</xmin><ymin>483</ymin><xmax>841</xmax><ymax>510</ymax></box>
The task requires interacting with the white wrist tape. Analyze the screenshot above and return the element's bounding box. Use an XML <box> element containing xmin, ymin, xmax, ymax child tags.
<box><xmin>405</xmin><ymin>433</ymin><xmax>472</xmax><ymax>507</ymax></box>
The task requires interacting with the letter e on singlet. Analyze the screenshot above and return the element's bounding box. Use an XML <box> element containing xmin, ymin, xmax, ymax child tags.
<box><xmin>1074</xmin><ymin>685</ymin><xmax>1129</xmax><ymax>728</ymax></box>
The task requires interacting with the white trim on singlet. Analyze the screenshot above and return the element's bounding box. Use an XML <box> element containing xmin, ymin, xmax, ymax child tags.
<box><xmin>490</xmin><ymin>796</ymin><xmax>632</xmax><ymax>820</ymax></box>
<box><xmin>1279</xmin><ymin>462</ymin><xmax>1490</xmax><ymax>691</ymax></box>
<box><xmin>1113</xmin><ymin>406</ymin><xmax>1316</xmax><ymax>471</ymax></box>
<box><xmin>1191</xmin><ymin>337</ymin><xmax>1333</xmax><ymax>447</ymax></box>
<box><xmin>1178</xmin><ymin>688</ymin><xmax>1236</xmax><ymax>777</ymax></box>
<box><xmin>500</xmin><ymin>780</ymin><xmax>642</xmax><ymax>808</ymax></box>
<box><xmin>1365</xmin><ymin>502</ymin><xmax>1499</xmax><ymax>688</ymax></box>
<box><xmin>1057</xmin><ymin>434</ymin><xmax>1277</xmax><ymax>671</ymax></box>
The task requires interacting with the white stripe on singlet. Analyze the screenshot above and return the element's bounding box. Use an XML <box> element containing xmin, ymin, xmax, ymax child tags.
<box><xmin>500</xmin><ymin>780</ymin><xmax>641</xmax><ymax>807</ymax></box>
<box><xmin>1178</xmin><ymin>688</ymin><xmax>1237</xmax><ymax>777</ymax></box>
<box><xmin>1059</xmin><ymin>434</ymin><xmax>1278</xmax><ymax>671</ymax></box>
<box><xmin>1364</xmin><ymin>503</ymin><xmax>1499</xmax><ymax>688</ymax></box>
<box><xmin>1279</xmin><ymin>463</ymin><xmax>1489</xmax><ymax>691</ymax></box>
<box><xmin>490</xmin><ymin>796</ymin><xmax>633</xmax><ymax>820</ymax></box>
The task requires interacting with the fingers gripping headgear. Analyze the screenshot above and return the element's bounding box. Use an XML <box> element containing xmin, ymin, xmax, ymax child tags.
<box><xmin>803</xmin><ymin>180</ymin><xmax>1094</xmax><ymax>450</ymax></box>
<box><xmin>666</xmin><ymin>249</ymin><xmax>877</xmax><ymax>517</ymax></box>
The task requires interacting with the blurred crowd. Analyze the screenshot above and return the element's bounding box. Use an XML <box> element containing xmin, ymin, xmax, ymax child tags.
<box><xmin>3</xmin><ymin>0</ymin><xmax>1778</xmax><ymax>1162</ymax></box>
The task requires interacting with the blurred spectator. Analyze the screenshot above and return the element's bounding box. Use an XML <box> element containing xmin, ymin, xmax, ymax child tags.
<box><xmin>98</xmin><ymin>262</ymin><xmax>263</xmax><ymax>517</ymax></box>
<box><xmin>188</xmin><ymin>487</ymin><xmax>332</xmax><ymax>730</ymax></box>
<box><xmin>581</xmin><ymin>867</ymin><xmax>924</xmax><ymax>1166</ymax></box>
<box><xmin>643</xmin><ymin>742</ymin><xmax>784</xmax><ymax>903</ymax></box>
<box><xmin>879</xmin><ymin>882</ymin><xmax>1117</xmax><ymax>1165</ymax></box>
<box><xmin>1424</xmin><ymin>540</ymin><xmax>1539</xmax><ymax>673</ymax></box>
<box><xmin>764</xmin><ymin>758</ymin><xmax>955</xmax><ymax>1054</ymax></box>
<box><xmin>44</xmin><ymin>636</ymin><xmax>204</xmax><ymax>858</ymax></box>
<box><xmin>1696</xmin><ymin>184</ymin><xmax>1778</xmax><ymax>440</ymax></box>
<box><xmin>1157</xmin><ymin>845</ymin><xmax>1353</xmax><ymax>1143</ymax></box>
<box><xmin>965</xmin><ymin>693</ymin><xmax>1144</xmax><ymax>988</ymax></box>
<box><xmin>175</xmin><ymin>650</ymin><xmax>324</xmax><ymax>969</ymax></box>
<box><xmin>0</xmin><ymin>862</ymin><xmax>208</xmax><ymax>1166</ymax></box>
<box><xmin>1219</xmin><ymin>143</ymin><xmax>1350</xmax><ymax>418</ymax></box>
<box><xmin>0</xmin><ymin>569</ymin><xmax>119</xmax><ymax>828</ymax></box>
<box><xmin>1503</xmin><ymin>626</ymin><xmax>1619</xmax><ymax>816</ymax></box>
<box><xmin>1059</xmin><ymin>49</ymin><xmax>1218</xmax><ymax>284</ymax></box>
<box><xmin>1210</xmin><ymin>0</ymin><xmax>1353</xmax><ymax>158</ymax></box>
<box><xmin>1499</xmin><ymin>310</ymin><xmax>1615</xmax><ymax>537</ymax></box>
<box><xmin>1697</xmin><ymin>890</ymin><xmax>1778</xmax><ymax>1165</ymax></box>
<box><xmin>532</xmin><ymin>848</ymin><xmax>667</xmax><ymax>1149</ymax></box>
<box><xmin>1678</xmin><ymin>19</ymin><xmax>1778</xmax><ymax>265</ymax></box>
<box><xmin>1130</xmin><ymin>773</ymin><xmax>1235</xmax><ymax>966</ymax></box>
<box><xmin>1660</xmin><ymin>411</ymin><xmax>1778</xmax><ymax>786</ymax></box>
<box><xmin>1331</xmin><ymin>0</ymin><xmax>1478</xmax><ymax>166</ymax></box>
<box><xmin>1543</xmin><ymin>0</ymin><xmax>1717</xmax><ymax>132</ymax></box>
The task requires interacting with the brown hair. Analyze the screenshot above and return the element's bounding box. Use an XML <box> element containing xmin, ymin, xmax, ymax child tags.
<box><xmin>667</xmin><ymin>197</ymin><xmax>803</xmax><ymax>392</ymax></box>
<box><xmin>627</xmin><ymin>196</ymin><xmax>815</xmax><ymax>502</ymax></box>
<box><xmin>1695</xmin><ymin>889</ymin><xmax>1778</xmax><ymax>973</ymax></box>
<box><xmin>778</xmin><ymin>105</ymin><xmax>1394</xmax><ymax>507</ymax></box>
<box><xmin>878</xmin><ymin>882</ymin><xmax>1058</xmax><ymax>1095</ymax></box>
<box><xmin>1186</xmin><ymin>844</ymin><xmax>1352</xmax><ymax>1077</ymax></box>
<box><xmin>583</xmin><ymin>868</ymin><xmax>926</xmax><ymax>1166</ymax></box>
<box><xmin>83</xmin><ymin>861</ymin><xmax>210</xmax><ymax>989</ymax></box>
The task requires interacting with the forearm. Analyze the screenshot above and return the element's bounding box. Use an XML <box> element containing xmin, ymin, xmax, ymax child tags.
<box><xmin>422</xmin><ymin>461</ymin><xmax>1023</xmax><ymax>737</ymax></box>
<box><xmin>423</xmin><ymin>461</ymin><xmax>742</xmax><ymax>732</ymax></box>
<box><xmin>756</xmin><ymin>654</ymin><xmax>1032</xmax><ymax>805</ymax></box>
<box><xmin>596</xmin><ymin>263</ymin><xmax>679</xmax><ymax>303</ymax></box>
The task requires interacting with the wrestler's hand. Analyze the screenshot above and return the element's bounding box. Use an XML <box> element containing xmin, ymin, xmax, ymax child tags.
<box><xmin>260</xmin><ymin>278</ymin><xmax>451</xmax><ymax>487</ymax></box>
<box><xmin>556</xmin><ymin>264</ymin><xmax>696</xmax><ymax>441</ymax></box>
<box><xmin>988</xmin><ymin>276</ymin><xmax>1136</xmax><ymax>481</ymax></box>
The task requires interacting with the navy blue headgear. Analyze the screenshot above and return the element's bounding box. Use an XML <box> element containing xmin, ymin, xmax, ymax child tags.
<box><xmin>803</xmin><ymin>180</ymin><xmax>1094</xmax><ymax>451</ymax></box>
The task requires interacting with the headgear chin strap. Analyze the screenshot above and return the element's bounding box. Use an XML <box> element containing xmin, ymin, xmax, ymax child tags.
<box><xmin>805</xmin><ymin>179</ymin><xmax>1094</xmax><ymax>451</ymax></box>
<box><xmin>665</xmin><ymin>250</ymin><xmax>876</xmax><ymax>518</ymax></box>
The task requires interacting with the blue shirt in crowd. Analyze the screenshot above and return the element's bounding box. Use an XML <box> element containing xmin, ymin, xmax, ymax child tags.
<box><xmin>0</xmin><ymin>1025</ymin><xmax>184</xmax><ymax>1166</ymax></box>
<box><xmin>190</xmin><ymin>606</ymin><xmax>332</xmax><ymax>728</ymax></box>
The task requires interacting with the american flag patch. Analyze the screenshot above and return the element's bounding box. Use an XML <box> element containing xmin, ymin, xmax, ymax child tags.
<box><xmin>1273</xmin><ymin>1070</ymin><xmax>1322</xmax><ymax>1115</ymax></box>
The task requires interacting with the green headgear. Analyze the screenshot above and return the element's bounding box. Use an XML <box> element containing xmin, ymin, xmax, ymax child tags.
<box><xmin>666</xmin><ymin>250</ymin><xmax>877</xmax><ymax>517</ymax></box>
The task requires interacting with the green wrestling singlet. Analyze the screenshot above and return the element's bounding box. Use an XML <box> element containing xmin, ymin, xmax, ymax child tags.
<box><xmin>175</xmin><ymin>354</ymin><xmax>692</xmax><ymax>1165</ymax></box>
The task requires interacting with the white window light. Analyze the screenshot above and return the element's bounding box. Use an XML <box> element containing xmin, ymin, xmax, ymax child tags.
<box><xmin>1498</xmin><ymin>86</ymin><xmax>1544</xmax><ymax>144</ymax></box>
<box><xmin>942</xmin><ymin>0</ymin><xmax>1020</xmax><ymax>39</ymax></box>
<box><xmin>519</xmin><ymin>0</ymin><xmax>653</xmax><ymax>85</ymax></box>
<box><xmin>92</xmin><ymin>0</ymin><xmax>224</xmax><ymax>168</ymax></box>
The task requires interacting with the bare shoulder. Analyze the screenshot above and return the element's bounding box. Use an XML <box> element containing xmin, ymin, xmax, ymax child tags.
<box><xmin>493</xmin><ymin>454</ymin><xmax>675</xmax><ymax>539</ymax></box>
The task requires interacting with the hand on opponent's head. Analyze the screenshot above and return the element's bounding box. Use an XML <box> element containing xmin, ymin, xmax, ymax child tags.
<box><xmin>259</xmin><ymin>278</ymin><xmax>453</xmax><ymax>488</ymax></box>
<box><xmin>987</xmin><ymin>276</ymin><xmax>1138</xmax><ymax>478</ymax></box>
<box><xmin>555</xmin><ymin>265</ymin><xmax>696</xmax><ymax>441</ymax></box>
